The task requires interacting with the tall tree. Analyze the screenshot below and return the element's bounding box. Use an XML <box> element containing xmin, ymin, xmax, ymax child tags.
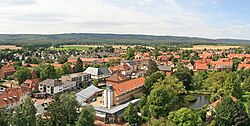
<box><xmin>0</xmin><ymin>107</ymin><xmax>10</xmax><ymax>126</ymax></box>
<box><xmin>76</xmin><ymin>106</ymin><xmax>95</xmax><ymax>126</ymax></box>
<box><xmin>12</xmin><ymin>107</ymin><xmax>24</xmax><ymax>126</ymax></box>
<box><xmin>148</xmin><ymin>118</ymin><xmax>175</xmax><ymax>126</ymax></box>
<box><xmin>144</xmin><ymin>71</ymin><xmax>165</xmax><ymax>94</ymax></box>
<box><xmin>57</xmin><ymin>55</ymin><xmax>68</xmax><ymax>64</ymax></box>
<box><xmin>174</xmin><ymin>66</ymin><xmax>193</xmax><ymax>90</ymax></box>
<box><xmin>124</xmin><ymin>103</ymin><xmax>141</xmax><ymax>125</ymax></box>
<box><xmin>40</xmin><ymin>64</ymin><xmax>57</xmax><ymax>80</ymax></box>
<box><xmin>148</xmin><ymin>83</ymin><xmax>178</xmax><ymax>118</ymax></box>
<box><xmin>14</xmin><ymin>67</ymin><xmax>31</xmax><ymax>84</ymax></box>
<box><xmin>62</xmin><ymin>63</ymin><xmax>71</xmax><ymax>75</ymax></box>
<box><xmin>147</xmin><ymin>60</ymin><xmax>159</xmax><ymax>76</ymax></box>
<box><xmin>215</xmin><ymin>97</ymin><xmax>249</xmax><ymax>126</ymax></box>
<box><xmin>21</xmin><ymin>97</ymin><xmax>37</xmax><ymax>126</ymax></box>
<box><xmin>126</xmin><ymin>47</ymin><xmax>135</xmax><ymax>60</ymax></box>
<box><xmin>74</xmin><ymin>58</ymin><xmax>83</xmax><ymax>73</ymax></box>
<box><xmin>59</xmin><ymin>93</ymin><xmax>80</xmax><ymax>124</ymax></box>
<box><xmin>168</xmin><ymin>108</ymin><xmax>203</xmax><ymax>126</ymax></box>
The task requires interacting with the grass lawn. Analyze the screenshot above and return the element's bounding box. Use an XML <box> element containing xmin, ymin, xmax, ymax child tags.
<box><xmin>50</xmin><ymin>45</ymin><xmax>93</xmax><ymax>51</ymax></box>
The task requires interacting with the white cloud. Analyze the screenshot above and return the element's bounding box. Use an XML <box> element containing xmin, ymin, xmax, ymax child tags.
<box><xmin>0</xmin><ymin>0</ymin><xmax>249</xmax><ymax>39</ymax></box>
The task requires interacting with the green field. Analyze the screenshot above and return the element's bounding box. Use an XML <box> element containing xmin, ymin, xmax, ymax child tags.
<box><xmin>50</xmin><ymin>45</ymin><xmax>94</xmax><ymax>51</ymax></box>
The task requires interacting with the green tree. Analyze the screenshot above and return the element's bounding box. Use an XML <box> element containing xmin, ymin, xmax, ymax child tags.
<box><xmin>126</xmin><ymin>47</ymin><xmax>135</xmax><ymax>60</ymax></box>
<box><xmin>57</xmin><ymin>55</ymin><xmax>68</xmax><ymax>64</ymax></box>
<box><xmin>148</xmin><ymin>118</ymin><xmax>175</xmax><ymax>126</ymax></box>
<box><xmin>21</xmin><ymin>97</ymin><xmax>37</xmax><ymax>126</ymax></box>
<box><xmin>168</xmin><ymin>108</ymin><xmax>203</xmax><ymax>126</ymax></box>
<box><xmin>76</xmin><ymin>106</ymin><xmax>95</xmax><ymax>126</ymax></box>
<box><xmin>74</xmin><ymin>58</ymin><xmax>83</xmax><ymax>73</ymax></box>
<box><xmin>62</xmin><ymin>63</ymin><xmax>71</xmax><ymax>75</ymax></box>
<box><xmin>144</xmin><ymin>71</ymin><xmax>165</xmax><ymax>94</ymax></box>
<box><xmin>59</xmin><ymin>93</ymin><xmax>80</xmax><ymax>124</ymax></box>
<box><xmin>148</xmin><ymin>83</ymin><xmax>178</xmax><ymax>118</ymax></box>
<box><xmin>242</xmin><ymin>76</ymin><xmax>250</xmax><ymax>92</ymax></box>
<box><xmin>124</xmin><ymin>103</ymin><xmax>141</xmax><ymax>125</ymax></box>
<box><xmin>55</xmin><ymin>68</ymin><xmax>64</xmax><ymax>79</ymax></box>
<box><xmin>14</xmin><ymin>67</ymin><xmax>31</xmax><ymax>84</ymax></box>
<box><xmin>40</xmin><ymin>64</ymin><xmax>57</xmax><ymax>80</ymax></box>
<box><xmin>46</xmin><ymin>101</ymin><xmax>66</xmax><ymax>126</ymax></box>
<box><xmin>0</xmin><ymin>107</ymin><xmax>10</xmax><ymax>126</ymax></box>
<box><xmin>215</xmin><ymin>97</ymin><xmax>249</xmax><ymax>126</ymax></box>
<box><xmin>174</xmin><ymin>66</ymin><xmax>193</xmax><ymax>90</ymax></box>
<box><xmin>92</xmin><ymin>79</ymin><xmax>98</xmax><ymax>87</ymax></box>
<box><xmin>12</xmin><ymin>107</ymin><xmax>24</xmax><ymax>126</ymax></box>
<box><xmin>147</xmin><ymin>60</ymin><xmax>159</xmax><ymax>76</ymax></box>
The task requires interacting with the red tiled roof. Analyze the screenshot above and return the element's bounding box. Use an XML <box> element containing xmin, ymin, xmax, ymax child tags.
<box><xmin>21</xmin><ymin>78</ymin><xmax>41</xmax><ymax>89</ymax></box>
<box><xmin>106</xmin><ymin>72</ymin><xmax>129</xmax><ymax>83</ymax></box>
<box><xmin>195</xmin><ymin>63</ymin><xmax>208</xmax><ymax>70</ymax></box>
<box><xmin>210</xmin><ymin>96</ymin><xmax>237</xmax><ymax>107</ymax></box>
<box><xmin>238</xmin><ymin>64</ymin><xmax>250</xmax><ymax>70</ymax></box>
<box><xmin>1</xmin><ymin>65</ymin><xmax>15</xmax><ymax>73</ymax></box>
<box><xmin>0</xmin><ymin>88</ymin><xmax>24</xmax><ymax>107</ymax></box>
<box><xmin>112</xmin><ymin>77</ymin><xmax>145</xmax><ymax>96</ymax></box>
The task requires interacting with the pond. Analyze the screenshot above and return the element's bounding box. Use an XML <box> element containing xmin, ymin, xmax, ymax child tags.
<box><xmin>182</xmin><ymin>95</ymin><xmax>211</xmax><ymax>109</ymax></box>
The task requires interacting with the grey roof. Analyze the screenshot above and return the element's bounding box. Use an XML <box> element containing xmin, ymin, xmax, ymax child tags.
<box><xmin>158</xmin><ymin>65</ymin><xmax>172</xmax><ymax>71</ymax></box>
<box><xmin>94</xmin><ymin>99</ymin><xmax>140</xmax><ymax>114</ymax></box>
<box><xmin>76</xmin><ymin>85</ymin><xmax>103</xmax><ymax>103</ymax></box>
<box><xmin>121</xmin><ymin>60</ymin><xmax>136</xmax><ymax>66</ymax></box>
<box><xmin>39</xmin><ymin>79</ymin><xmax>63</xmax><ymax>87</ymax></box>
<box><xmin>84</xmin><ymin>67</ymin><xmax>111</xmax><ymax>76</ymax></box>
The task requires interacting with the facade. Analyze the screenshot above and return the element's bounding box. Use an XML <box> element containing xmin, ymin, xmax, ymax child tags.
<box><xmin>84</xmin><ymin>67</ymin><xmax>111</xmax><ymax>80</ymax></box>
<box><xmin>120</xmin><ymin>60</ymin><xmax>137</xmax><ymax>76</ymax></box>
<box><xmin>38</xmin><ymin>79</ymin><xmax>76</xmax><ymax>95</ymax></box>
<box><xmin>0</xmin><ymin>65</ymin><xmax>16</xmax><ymax>79</ymax></box>
<box><xmin>103</xmin><ymin>77</ymin><xmax>145</xmax><ymax>108</ymax></box>
<box><xmin>0</xmin><ymin>88</ymin><xmax>27</xmax><ymax>109</ymax></box>
<box><xmin>61</xmin><ymin>72</ymin><xmax>91</xmax><ymax>88</ymax></box>
<box><xmin>20</xmin><ymin>78</ymin><xmax>41</xmax><ymax>94</ymax></box>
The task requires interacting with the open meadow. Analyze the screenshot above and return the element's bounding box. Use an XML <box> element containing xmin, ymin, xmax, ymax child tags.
<box><xmin>0</xmin><ymin>45</ymin><xmax>21</xmax><ymax>50</ymax></box>
<box><xmin>181</xmin><ymin>45</ymin><xmax>241</xmax><ymax>50</ymax></box>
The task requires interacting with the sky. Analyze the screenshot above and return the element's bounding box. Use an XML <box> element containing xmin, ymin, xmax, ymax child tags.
<box><xmin>0</xmin><ymin>0</ymin><xmax>250</xmax><ymax>39</ymax></box>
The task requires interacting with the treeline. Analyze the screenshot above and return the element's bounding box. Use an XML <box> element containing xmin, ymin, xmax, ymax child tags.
<box><xmin>0</xmin><ymin>33</ymin><xmax>250</xmax><ymax>50</ymax></box>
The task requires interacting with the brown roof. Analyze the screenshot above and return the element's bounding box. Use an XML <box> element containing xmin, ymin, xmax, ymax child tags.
<box><xmin>112</xmin><ymin>77</ymin><xmax>145</xmax><ymax>96</ymax></box>
<box><xmin>195</xmin><ymin>63</ymin><xmax>208</xmax><ymax>70</ymax></box>
<box><xmin>1</xmin><ymin>65</ymin><xmax>15</xmax><ymax>73</ymax></box>
<box><xmin>106</xmin><ymin>72</ymin><xmax>129</xmax><ymax>83</ymax></box>
<box><xmin>0</xmin><ymin>88</ymin><xmax>24</xmax><ymax>107</ymax></box>
<box><xmin>21</xmin><ymin>78</ymin><xmax>41</xmax><ymax>89</ymax></box>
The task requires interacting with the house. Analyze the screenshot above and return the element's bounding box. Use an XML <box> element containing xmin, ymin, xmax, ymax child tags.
<box><xmin>0</xmin><ymin>65</ymin><xmax>16</xmax><ymax>79</ymax></box>
<box><xmin>61</xmin><ymin>72</ymin><xmax>91</xmax><ymax>88</ymax></box>
<box><xmin>158</xmin><ymin>65</ymin><xmax>173</xmax><ymax>76</ymax></box>
<box><xmin>211</xmin><ymin>61</ymin><xmax>233</xmax><ymax>71</ymax></box>
<box><xmin>103</xmin><ymin>77</ymin><xmax>145</xmax><ymax>109</ymax></box>
<box><xmin>76</xmin><ymin>85</ymin><xmax>103</xmax><ymax>104</ymax></box>
<box><xmin>106</xmin><ymin>72</ymin><xmax>129</xmax><ymax>85</ymax></box>
<box><xmin>238</xmin><ymin>64</ymin><xmax>250</xmax><ymax>70</ymax></box>
<box><xmin>0</xmin><ymin>88</ymin><xmax>27</xmax><ymax>109</ymax></box>
<box><xmin>120</xmin><ymin>60</ymin><xmax>137</xmax><ymax>76</ymax></box>
<box><xmin>194</xmin><ymin>63</ymin><xmax>208</xmax><ymax>71</ymax></box>
<box><xmin>38</xmin><ymin>79</ymin><xmax>76</xmax><ymax>95</ymax></box>
<box><xmin>84</xmin><ymin>67</ymin><xmax>111</xmax><ymax>80</ymax></box>
<box><xmin>20</xmin><ymin>78</ymin><xmax>41</xmax><ymax>94</ymax></box>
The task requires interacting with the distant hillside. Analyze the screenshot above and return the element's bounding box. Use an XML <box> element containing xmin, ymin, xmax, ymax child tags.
<box><xmin>0</xmin><ymin>33</ymin><xmax>249</xmax><ymax>47</ymax></box>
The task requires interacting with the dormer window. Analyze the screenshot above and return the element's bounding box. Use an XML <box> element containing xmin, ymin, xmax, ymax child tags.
<box><xmin>9</xmin><ymin>97</ymin><xmax>12</xmax><ymax>100</ymax></box>
<box><xmin>13</xmin><ymin>95</ymin><xmax>17</xmax><ymax>98</ymax></box>
<box><xmin>3</xmin><ymin>98</ymin><xmax>7</xmax><ymax>101</ymax></box>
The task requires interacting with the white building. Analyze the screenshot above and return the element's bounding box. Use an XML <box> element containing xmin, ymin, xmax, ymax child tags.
<box><xmin>39</xmin><ymin>79</ymin><xmax>76</xmax><ymax>95</ymax></box>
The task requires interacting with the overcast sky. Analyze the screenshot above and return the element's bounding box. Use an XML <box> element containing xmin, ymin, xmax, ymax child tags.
<box><xmin>0</xmin><ymin>0</ymin><xmax>249</xmax><ymax>39</ymax></box>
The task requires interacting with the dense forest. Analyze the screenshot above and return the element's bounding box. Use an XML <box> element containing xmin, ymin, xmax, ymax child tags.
<box><xmin>0</xmin><ymin>33</ymin><xmax>250</xmax><ymax>49</ymax></box>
